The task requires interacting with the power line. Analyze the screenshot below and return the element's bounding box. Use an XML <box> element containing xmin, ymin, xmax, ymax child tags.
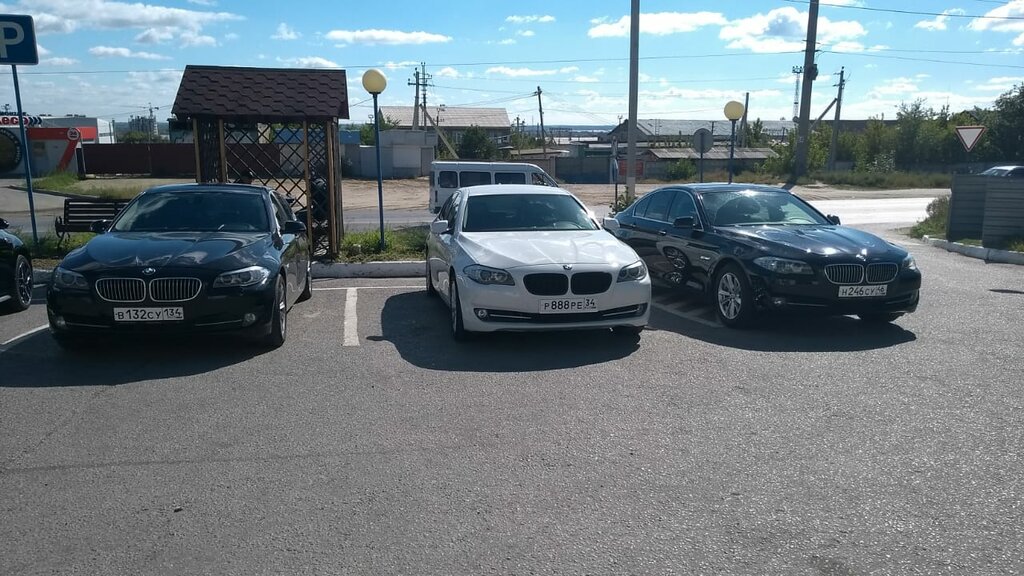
<box><xmin>782</xmin><ymin>0</ymin><xmax>1024</xmax><ymax>20</ymax></box>
<box><xmin>821</xmin><ymin>49</ymin><xmax>1024</xmax><ymax>70</ymax></box>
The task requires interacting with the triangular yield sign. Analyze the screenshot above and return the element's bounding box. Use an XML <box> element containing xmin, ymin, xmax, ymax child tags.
<box><xmin>955</xmin><ymin>125</ymin><xmax>986</xmax><ymax>152</ymax></box>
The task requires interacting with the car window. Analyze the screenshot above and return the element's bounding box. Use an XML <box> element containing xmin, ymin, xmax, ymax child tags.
<box><xmin>438</xmin><ymin>171</ymin><xmax>458</xmax><ymax>188</ymax></box>
<box><xmin>495</xmin><ymin>172</ymin><xmax>527</xmax><ymax>185</ymax></box>
<box><xmin>270</xmin><ymin>193</ymin><xmax>294</xmax><ymax>229</ymax></box>
<box><xmin>112</xmin><ymin>191</ymin><xmax>270</xmax><ymax>233</ymax></box>
<box><xmin>631</xmin><ymin>195</ymin><xmax>652</xmax><ymax>218</ymax></box>
<box><xmin>441</xmin><ymin>190</ymin><xmax>462</xmax><ymax>224</ymax></box>
<box><xmin>1009</xmin><ymin>168</ymin><xmax>1024</xmax><ymax>178</ymax></box>
<box><xmin>641</xmin><ymin>190</ymin><xmax>675</xmax><ymax>222</ymax></box>
<box><xmin>667</xmin><ymin>191</ymin><xmax>697</xmax><ymax>221</ymax></box>
<box><xmin>531</xmin><ymin>172</ymin><xmax>551</xmax><ymax>186</ymax></box>
<box><xmin>459</xmin><ymin>171</ymin><xmax>491</xmax><ymax>187</ymax></box>
<box><xmin>462</xmin><ymin>194</ymin><xmax>599</xmax><ymax>232</ymax></box>
<box><xmin>702</xmin><ymin>191</ymin><xmax>829</xmax><ymax>227</ymax></box>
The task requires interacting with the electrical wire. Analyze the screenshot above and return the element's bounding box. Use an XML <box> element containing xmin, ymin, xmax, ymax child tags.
<box><xmin>782</xmin><ymin>0</ymin><xmax>1024</xmax><ymax>20</ymax></box>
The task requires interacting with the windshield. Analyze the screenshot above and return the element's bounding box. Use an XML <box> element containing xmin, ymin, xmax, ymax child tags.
<box><xmin>462</xmin><ymin>194</ymin><xmax>599</xmax><ymax>232</ymax></box>
<box><xmin>701</xmin><ymin>190</ymin><xmax>830</xmax><ymax>227</ymax></box>
<box><xmin>112</xmin><ymin>190</ymin><xmax>270</xmax><ymax>233</ymax></box>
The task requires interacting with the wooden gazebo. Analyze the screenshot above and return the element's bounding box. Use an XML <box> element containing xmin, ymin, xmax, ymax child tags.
<box><xmin>171</xmin><ymin>65</ymin><xmax>349</xmax><ymax>256</ymax></box>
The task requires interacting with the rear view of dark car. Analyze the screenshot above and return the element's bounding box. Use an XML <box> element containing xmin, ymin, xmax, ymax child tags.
<box><xmin>46</xmin><ymin>184</ymin><xmax>311</xmax><ymax>349</ymax></box>
<box><xmin>608</xmin><ymin>184</ymin><xmax>921</xmax><ymax>327</ymax></box>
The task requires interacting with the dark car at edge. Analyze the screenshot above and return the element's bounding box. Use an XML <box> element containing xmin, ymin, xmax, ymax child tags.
<box><xmin>0</xmin><ymin>217</ymin><xmax>34</xmax><ymax>313</ymax></box>
<box><xmin>605</xmin><ymin>184</ymin><xmax>922</xmax><ymax>327</ymax></box>
<box><xmin>46</xmin><ymin>183</ymin><xmax>311</xmax><ymax>348</ymax></box>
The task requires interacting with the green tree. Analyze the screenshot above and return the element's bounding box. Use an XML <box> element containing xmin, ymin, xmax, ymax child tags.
<box><xmin>988</xmin><ymin>84</ymin><xmax>1024</xmax><ymax>162</ymax></box>
<box><xmin>119</xmin><ymin>131</ymin><xmax>151</xmax><ymax>144</ymax></box>
<box><xmin>457</xmin><ymin>125</ymin><xmax>497</xmax><ymax>160</ymax></box>
<box><xmin>743</xmin><ymin>118</ymin><xmax>771</xmax><ymax>147</ymax></box>
<box><xmin>360</xmin><ymin>114</ymin><xmax>401</xmax><ymax>145</ymax></box>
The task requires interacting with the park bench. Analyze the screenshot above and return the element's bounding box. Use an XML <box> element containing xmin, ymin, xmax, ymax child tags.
<box><xmin>54</xmin><ymin>198</ymin><xmax>129</xmax><ymax>246</ymax></box>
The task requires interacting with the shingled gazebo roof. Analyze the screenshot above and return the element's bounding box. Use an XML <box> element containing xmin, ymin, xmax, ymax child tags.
<box><xmin>172</xmin><ymin>65</ymin><xmax>349</xmax><ymax>121</ymax></box>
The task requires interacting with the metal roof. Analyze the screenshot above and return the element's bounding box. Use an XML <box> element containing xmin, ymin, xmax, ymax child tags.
<box><xmin>645</xmin><ymin>147</ymin><xmax>778</xmax><ymax>160</ymax></box>
<box><xmin>379</xmin><ymin>106</ymin><xmax>510</xmax><ymax>129</ymax></box>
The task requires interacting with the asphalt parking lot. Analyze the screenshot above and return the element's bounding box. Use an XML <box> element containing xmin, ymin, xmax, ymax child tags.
<box><xmin>1</xmin><ymin>226</ymin><xmax>1022</xmax><ymax>575</ymax></box>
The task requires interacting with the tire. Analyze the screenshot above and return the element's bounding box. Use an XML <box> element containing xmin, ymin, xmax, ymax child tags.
<box><xmin>449</xmin><ymin>274</ymin><xmax>469</xmax><ymax>341</ymax></box>
<box><xmin>714</xmin><ymin>263</ymin><xmax>755</xmax><ymax>328</ymax></box>
<box><xmin>425</xmin><ymin>257</ymin><xmax>436</xmax><ymax>297</ymax></box>
<box><xmin>296</xmin><ymin>259</ymin><xmax>312</xmax><ymax>303</ymax></box>
<box><xmin>4</xmin><ymin>254</ymin><xmax>32</xmax><ymax>312</ymax></box>
<box><xmin>262</xmin><ymin>275</ymin><xmax>287</xmax><ymax>348</ymax></box>
<box><xmin>858</xmin><ymin>312</ymin><xmax>902</xmax><ymax>324</ymax></box>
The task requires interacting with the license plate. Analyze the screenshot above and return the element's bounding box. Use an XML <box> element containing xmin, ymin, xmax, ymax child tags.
<box><xmin>838</xmin><ymin>285</ymin><xmax>888</xmax><ymax>298</ymax></box>
<box><xmin>539</xmin><ymin>298</ymin><xmax>597</xmax><ymax>313</ymax></box>
<box><xmin>113</xmin><ymin>307</ymin><xmax>184</xmax><ymax>322</ymax></box>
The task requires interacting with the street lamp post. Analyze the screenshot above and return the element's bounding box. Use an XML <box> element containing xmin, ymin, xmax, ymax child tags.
<box><xmin>362</xmin><ymin>69</ymin><xmax>388</xmax><ymax>250</ymax></box>
<box><xmin>724</xmin><ymin>100</ymin><xmax>745</xmax><ymax>184</ymax></box>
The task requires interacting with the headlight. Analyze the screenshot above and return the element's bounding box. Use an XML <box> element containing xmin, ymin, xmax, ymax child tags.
<box><xmin>617</xmin><ymin>260</ymin><xmax>647</xmax><ymax>282</ymax></box>
<box><xmin>753</xmin><ymin>256</ymin><xmax>814</xmax><ymax>275</ymax></box>
<box><xmin>464</xmin><ymin>264</ymin><xmax>514</xmax><ymax>286</ymax></box>
<box><xmin>902</xmin><ymin>255</ymin><xmax>918</xmax><ymax>271</ymax></box>
<box><xmin>52</xmin><ymin>267</ymin><xmax>89</xmax><ymax>290</ymax></box>
<box><xmin>212</xmin><ymin>265</ymin><xmax>271</xmax><ymax>288</ymax></box>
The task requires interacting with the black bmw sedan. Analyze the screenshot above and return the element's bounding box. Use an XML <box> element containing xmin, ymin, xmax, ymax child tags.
<box><xmin>605</xmin><ymin>184</ymin><xmax>921</xmax><ymax>327</ymax></box>
<box><xmin>1</xmin><ymin>217</ymin><xmax>33</xmax><ymax>313</ymax></box>
<box><xmin>46</xmin><ymin>183</ymin><xmax>311</xmax><ymax>348</ymax></box>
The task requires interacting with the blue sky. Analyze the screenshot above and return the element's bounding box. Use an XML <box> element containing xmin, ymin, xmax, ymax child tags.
<box><xmin>1</xmin><ymin>0</ymin><xmax>1022</xmax><ymax>127</ymax></box>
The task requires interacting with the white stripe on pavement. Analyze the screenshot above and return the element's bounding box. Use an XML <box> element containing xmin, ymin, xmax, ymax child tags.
<box><xmin>0</xmin><ymin>324</ymin><xmax>49</xmax><ymax>351</ymax></box>
<box><xmin>314</xmin><ymin>285</ymin><xmax>422</xmax><ymax>291</ymax></box>
<box><xmin>652</xmin><ymin>302</ymin><xmax>721</xmax><ymax>328</ymax></box>
<box><xmin>343</xmin><ymin>288</ymin><xmax>360</xmax><ymax>347</ymax></box>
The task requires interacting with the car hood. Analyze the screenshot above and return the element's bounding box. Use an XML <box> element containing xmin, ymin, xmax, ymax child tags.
<box><xmin>721</xmin><ymin>224</ymin><xmax>906</xmax><ymax>259</ymax></box>
<box><xmin>459</xmin><ymin>230</ymin><xmax>640</xmax><ymax>269</ymax></box>
<box><xmin>60</xmin><ymin>231</ymin><xmax>272</xmax><ymax>272</ymax></box>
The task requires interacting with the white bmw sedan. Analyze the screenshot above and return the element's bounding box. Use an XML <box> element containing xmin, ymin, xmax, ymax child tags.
<box><xmin>425</xmin><ymin>184</ymin><xmax>651</xmax><ymax>340</ymax></box>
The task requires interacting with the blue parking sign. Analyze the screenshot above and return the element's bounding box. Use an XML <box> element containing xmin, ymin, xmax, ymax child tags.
<box><xmin>0</xmin><ymin>15</ymin><xmax>37</xmax><ymax>65</ymax></box>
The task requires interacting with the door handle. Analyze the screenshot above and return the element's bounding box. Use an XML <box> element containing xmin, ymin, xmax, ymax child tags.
<box><xmin>658</xmin><ymin>230</ymin><xmax>667</xmax><ymax>236</ymax></box>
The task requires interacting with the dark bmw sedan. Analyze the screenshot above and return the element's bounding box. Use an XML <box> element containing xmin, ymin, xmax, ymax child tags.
<box><xmin>605</xmin><ymin>184</ymin><xmax>921</xmax><ymax>327</ymax></box>
<box><xmin>47</xmin><ymin>183</ymin><xmax>311</xmax><ymax>348</ymax></box>
<box><xmin>1</xmin><ymin>217</ymin><xmax>33</xmax><ymax>313</ymax></box>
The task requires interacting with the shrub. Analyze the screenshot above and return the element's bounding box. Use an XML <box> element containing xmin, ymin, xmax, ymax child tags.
<box><xmin>665</xmin><ymin>159</ymin><xmax>697</xmax><ymax>181</ymax></box>
<box><xmin>909</xmin><ymin>196</ymin><xmax>949</xmax><ymax>238</ymax></box>
<box><xmin>1005</xmin><ymin>238</ymin><xmax>1024</xmax><ymax>253</ymax></box>
<box><xmin>337</xmin><ymin>226</ymin><xmax>427</xmax><ymax>262</ymax></box>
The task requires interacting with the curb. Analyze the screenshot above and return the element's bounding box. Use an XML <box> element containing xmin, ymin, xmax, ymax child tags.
<box><xmin>921</xmin><ymin>236</ymin><xmax>1024</xmax><ymax>266</ymax></box>
<box><xmin>33</xmin><ymin>261</ymin><xmax>427</xmax><ymax>284</ymax></box>
<box><xmin>12</xmin><ymin>185</ymin><xmax>100</xmax><ymax>200</ymax></box>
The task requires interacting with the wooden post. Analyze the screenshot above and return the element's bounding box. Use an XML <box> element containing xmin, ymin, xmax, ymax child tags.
<box><xmin>217</xmin><ymin>119</ymin><xmax>227</xmax><ymax>183</ymax></box>
<box><xmin>192</xmin><ymin>118</ymin><xmax>201</xmax><ymax>182</ymax></box>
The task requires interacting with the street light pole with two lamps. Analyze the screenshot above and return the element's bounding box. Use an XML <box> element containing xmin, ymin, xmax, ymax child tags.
<box><xmin>362</xmin><ymin>69</ymin><xmax>388</xmax><ymax>250</ymax></box>
<box><xmin>723</xmin><ymin>100</ymin><xmax>745</xmax><ymax>184</ymax></box>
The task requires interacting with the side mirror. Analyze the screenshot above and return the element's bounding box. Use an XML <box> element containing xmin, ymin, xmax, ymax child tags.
<box><xmin>430</xmin><ymin>220</ymin><xmax>451</xmax><ymax>234</ymax></box>
<box><xmin>90</xmin><ymin>220</ymin><xmax>111</xmax><ymax>234</ymax></box>
<box><xmin>827</xmin><ymin>214</ymin><xmax>841</xmax><ymax>225</ymax></box>
<box><xmin>283</xmin><ymin>220</ymin><xmax>307</xmax><ymax>234</ymax></box>
<box><xmin>602</xmin><ymin>217</ymin><xmax>620</xmax><ymax>230</ymax></box>
<box><xmin>673</xmin><ymin>216</ymin><xmax>695</xmax><ymax>229</ymax></box>
<box><xmin>0</xmin><ymin>217</ymin><xmax>8</xmax><ymax>230</ymax></box>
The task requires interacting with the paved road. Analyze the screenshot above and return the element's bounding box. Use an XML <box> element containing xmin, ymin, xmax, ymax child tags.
<box><xmin>1</xmin><ymin>225</ymin><xmax>1021</xmax><ymax>575</ymax></box>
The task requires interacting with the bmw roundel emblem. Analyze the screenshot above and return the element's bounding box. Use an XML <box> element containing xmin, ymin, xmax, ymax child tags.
<box><xmin>142</xmin><ymin>267</ymin><xmax>156</xmax><ymax>276</ymax></box>
<box><xmin>563</xmin><ymin>264</ymin><xmax>573</xmax><ymax>271</ymax></box>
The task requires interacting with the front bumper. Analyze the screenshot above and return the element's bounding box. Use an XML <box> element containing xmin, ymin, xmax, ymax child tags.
<box><xmin>46</xmin><ymin>282</ymin><xmax>276</xmax><ymax>338</ymax></box>
<box><xmin>456</xmin><ymin>266</ymin><xmax>651</xmax><ymax>333</ymax></box>
<box><xmin>749</xmin><ymin>267</ymin><xmax>922</xmax><ymax>315</ymax></box>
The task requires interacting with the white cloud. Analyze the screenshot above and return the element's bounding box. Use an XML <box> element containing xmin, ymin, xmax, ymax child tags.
<box><xmin>915</xmin><ymin>9</ymin><xmax>965</xmax><ymax>32</ymax></box>
<box><xmin>224</xmin><ymin>32</ymin><xmax>238</xmax><ymax>41</ymax></box>
<box><xmin>278</xmin><ymin>56</ymin><xmax>340</xmax><ymax>68</ymax></box>
<box><xmin>42</xmin><ymin>57</ymin><xmax>78</xmax><ymax>65</ymax></box>
<box><xmin>187</xmin><ymin>0</ymin><xmax>217</xmax><ymax>5</ymax></box>
<box><xmin>506</xmin><ymin>15</ymin><xmax>555</xmax><ymax>24</ymax></box>
<box><xmin>180</xmin><ymin>30</ymin><xmax>216</xmax><ymax>47</ymax></box>
<box><xmin>719</xmin><ymin>7</ymin><xmax>866</xmax><ymax>53</ymax></box>
<box><xmin>495</xmin><ymin>39</ymin><xmax>516</xmax><ymax>45</ymax></box>
<box><xmin>517</xmin><ymin>30</ymin><xmax>535</xmax><ymax>37</ymax></box>
<box><xmin>88</xmin><ymin>46</ymin><xmax>171</xmax><ymax>60</ymax></box>
<box><xmin>37</xmin><ymin>44</ymin><xmax>52</xmax><ymax>57</ymax></box>
<box><xmin>325</xmin><ymin>29</ymin><xmax>451</xmax><ymax>46</ymax></box>
<box><xmin>968</xmin><ymin>0</ymin><xmax>1024</xmax><ymax>45</ymax></box>
<box><xmin>487</xmin><ymin>66</ymin><xmax>559</xmax><ymax>77</ymax></box>
<box><xmin>436</xmin><ymin>67</ymin><xmax>460</xmax><ymax>78</ymax></box>
<box><xmin>573</xmin><ymin>75</ymin><xmax>600</xmax><ymax>83</ymax></box>
<box><xmin>973</xmin><ymin>76</ymin><xmax>1024</xmax><ymax>91</ymax></box>
<box><xmin>869</xmin><ymin>77</ymin><xmax>921</xmax><ymax>96</ymax></box>
<box><xmin>588</xmin><ymin>12</ymin><xmax>727</xmax><ymax>38</ymax></box>
<box><xmin>134</xmin><ymin>28</ymin><xmax>175</xmax><ymax>44</ymax></box>
<box><xmin>272</xmin><ymin>22</ymin><xmax>299</xmax><ymax>40</ymax></box>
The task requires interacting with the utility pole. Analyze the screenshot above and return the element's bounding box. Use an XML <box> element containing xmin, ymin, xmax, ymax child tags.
<box><xmin>535</xmin><ymin>86</ymin><xmax>547</xmax><ymax>157</ymax></box>
<box><xmin>408</xmin><ymin>68</ymin><xmax>420</xmax><ymax>129</ymax></box>
<box><xmin>828</xmin><ymin>66</ymin><xmax>845</xmax><ymax>171</ymax></box>
<box><xmin>626</xmin><ymin>0</ymin><xmax>640</xmax><ymax>201</ymax></box>
<box><xmin>740</xmin><ymin>92</ymin><xmax>750</xmax><ymax>148</ymax></box>
<box><xmin>792</xmin><ymin>0</ymin><xmax>820</xmax><ymax>181</ymax></box>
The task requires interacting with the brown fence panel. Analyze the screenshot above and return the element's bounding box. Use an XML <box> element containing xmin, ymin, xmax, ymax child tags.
<box><xmin>82</xmin><ymin>143</ymin><xmax>196</xmax><ymax>177</ymax></box>
<box><xmin>947</xmin><ymin>175</ymin><xmax>987</xmax><ymax>242</ymax></box>
<box><xmin>982</xmin><ymin>180</ymin><xmax>1024</xmax><ymax>248</ymax></box>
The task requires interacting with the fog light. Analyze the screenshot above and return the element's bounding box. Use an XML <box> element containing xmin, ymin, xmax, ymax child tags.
<box><xmin>54</xmin><ymin>316</ymin><xmax>67</xmax><ymax>329</ymax></box>
<box><xmin>242</xmin><ymin>312</ymin><xmax>257</xmax><ymax>326</ymax></box>
<box><xmin>475</xmin><ymin>309</ymin><xmax>488</xmax><ymax>319</ymax></box>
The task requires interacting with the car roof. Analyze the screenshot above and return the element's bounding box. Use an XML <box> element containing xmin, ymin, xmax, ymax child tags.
<box><xmin>458</xmin><ymin>184</ymin><xmax>573</xmax><ymax>197</ymax></box>
<box><xmin>140</xmin><ymin>183</ymin><xmax>269</xmax><ymax>195</ymax></box>
<box><xmin>656</xmin><ymin>183</ymin><xmax>791</xmax><ymax>195</ymax></box>
<box><xmin>985</xmin><ymin>165</ymin><xmax>1023</xmax><ymax>171</ymax></box>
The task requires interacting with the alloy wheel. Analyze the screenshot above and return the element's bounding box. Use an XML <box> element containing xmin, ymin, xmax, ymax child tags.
<box><xmin>15</xmin><ymin>257</ymin><xmax>32</xmax><ymax>306</ymax></box>
<box><xmin>717</xmin><ymin>272</ymin><xmax>743</xmax><ymax>320</ymax></box>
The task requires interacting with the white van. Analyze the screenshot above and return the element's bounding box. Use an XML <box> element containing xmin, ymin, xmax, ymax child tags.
<box><xmin>429</xmin><ymin>161</ymin><xmax>558</xmax><ymax>213</ymax></box>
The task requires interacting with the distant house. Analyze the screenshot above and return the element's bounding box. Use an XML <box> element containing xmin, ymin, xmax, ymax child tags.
<box><xmin>640</xmin><ymin>147</ymin><xmax>778</xmax><ymax>179</ymax></box>
<box><xmin>605</xmin><ymin>119</ymin><xmax>796</xmax><ymax>145</ymax></box>
<box><xmin>378</xmin><ymin>106</ymin><xmax>511</xmax><ymax>148</ymax></box>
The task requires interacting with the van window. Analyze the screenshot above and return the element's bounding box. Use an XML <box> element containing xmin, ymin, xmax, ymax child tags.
<box><xmin>494</xmin><ymin>172</ymin><xmax>527</xmax><ymax>185</ymax></box>
<box><xmin>439</xmin><ymin>171</ymin><xmax>458</xmax><ymax>188</ymax></box>
<box><xmin>531</xmin><ymin>172</ymin><xmax>553</xmax><ymax>186</ymax></box>
<box><xmin>459</xmin><ymin>171</ymin><xmax>491</xmax><ymax>187</ymax></box>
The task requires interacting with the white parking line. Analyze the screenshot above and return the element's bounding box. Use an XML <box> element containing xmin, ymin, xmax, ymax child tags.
<box><xmin>652</xmin><ymin>303</ymin><xmax>721</xmax><ymax>328</ymax></box>
<box><xmin>314</xmin><ymin>285</ymin><xmax>421</xmax><ymax>291</ymax></box>
<box><xmin>343</xmin><ymin>288</ymin><xmax>359</xmax><ymax>346</ymax></box>
<box><xmin>0</xmin><ymin>324</ymin><xmax>49</xmax><ymax>352</ymax></box>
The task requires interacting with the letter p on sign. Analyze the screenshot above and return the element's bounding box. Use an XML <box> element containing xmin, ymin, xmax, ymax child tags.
<box><xmin>0</xmin><ymin>15</ymin><xmax>37</xmax><ymax>65</ymax></box>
